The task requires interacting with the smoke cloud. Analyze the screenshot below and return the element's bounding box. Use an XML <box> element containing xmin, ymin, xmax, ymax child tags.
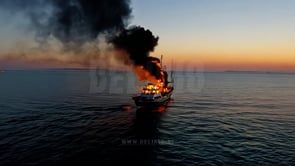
<box><xmin>0</xmin><ymin>0</ymin><xmax>167</xmax><ymax>84</ymax></box>
<box><xmin>0</xmin><ymin>0</ymin><xmax>131</xmax><ymax>50</ymax></box>
<box><xmin>112</xmin><ymin>26</ymin><xmax>167</xmax><ymax>84</ymax></box>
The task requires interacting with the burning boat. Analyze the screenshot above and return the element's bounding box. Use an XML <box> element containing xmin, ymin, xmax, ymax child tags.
<box><xmin>132</xmin><ymin>56</ymin><xmax>174</xmax><ymax>107</ymax></box>
<box><xmin>132</xmin><ymin>82</ymin><xmax>174</xmax><ymax>107</ymax></box>
<box><xmin>112</xmin><ymin>27</ymin><xmax>173</xmax><ymax>106</ymax></box>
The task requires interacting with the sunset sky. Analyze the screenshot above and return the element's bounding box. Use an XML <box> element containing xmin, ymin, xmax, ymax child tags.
<box><xmin>1</xmin><ymin>0</ymin><xmax>295</xmax><ymax>71</ymax></box>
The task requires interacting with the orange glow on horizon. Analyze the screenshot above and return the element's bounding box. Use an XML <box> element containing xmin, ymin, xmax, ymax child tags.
<box><xmin>1</xmin><ymin>47</ymin><xmax>295</xmax><ymax>72</ymax></box>
<box><xmin>154</xmin><ymin>46</ymin><xmax>295</xmax><ymax>72</ymax></box>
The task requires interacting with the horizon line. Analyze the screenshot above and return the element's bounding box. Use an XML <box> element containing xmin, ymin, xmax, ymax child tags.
<box><xmin>2</xmin><ymin>67</ymin><xmax>295</xmax><ymax>74</ymax></box>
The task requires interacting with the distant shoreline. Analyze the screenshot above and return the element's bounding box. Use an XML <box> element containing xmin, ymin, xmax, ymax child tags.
<box><xmin>1</xmin><ymin>68</ymin><xmax>295</xmax><ymax>74</ymax></box>
<box><xmin>223</xmin><ymin>70</ymin><xmax>295</xmax><ymax>74</ymax></box>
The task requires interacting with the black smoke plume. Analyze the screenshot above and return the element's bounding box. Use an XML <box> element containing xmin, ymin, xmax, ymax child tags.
<box><xmin>0</xmin><ymin>0</ymin><xmax>168</xmax><ymax>84</ymax></box>
<box><xmin>0</xmin><ymin>0</ymin><xmax>132</xmax><ymax>50</ymax></box>
<box><xmin>111</xmin><ymin>26</ymin><xmax>164</xmax><ymax>81</ymax></box>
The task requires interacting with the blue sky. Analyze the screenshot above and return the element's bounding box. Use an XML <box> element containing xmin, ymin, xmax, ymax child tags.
<box><xmin>131</xmin><ymin>0</ymin><xmax>295</xmax><ymax>48</ymax></box>
<box><xmin>130</xmin><ymin>0</ymin><xmax>295</xmax><ymax>71</ymax></box>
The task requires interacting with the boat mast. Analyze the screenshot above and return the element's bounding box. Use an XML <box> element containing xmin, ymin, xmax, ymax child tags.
<box><xmin>160</xmin><ymin>54</ymin><xmax>163</xmax><ymax>68</ymax></box>
<box><xmin>170</xmin><ymin>59</ymin><xmax>174</xmax><ymax>83</ymax></box>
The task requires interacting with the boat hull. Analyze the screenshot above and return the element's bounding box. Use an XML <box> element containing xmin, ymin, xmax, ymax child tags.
<box><xmin>133</xmin><ymin>91</ymin><xmax>173</xmax><ymax>107</ymax></box>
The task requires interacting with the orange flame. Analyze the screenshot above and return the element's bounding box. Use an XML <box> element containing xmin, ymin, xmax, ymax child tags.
<box><xmin>133</xmin><ymin>65</ymin><xmax>159</xmax><ymax>84</ymax></box>
<box><xmin>140</xmin><ymin>80</ymin><xmax>171</xmax><ymax>95</ymax></box>
<box><xmin>132</xmin><ymin>57</ymin><xmax>168</xmax><ymax>94</ymax></box>
<box><xmin>133</xmin><ymin>59</ymin><xmax>165</xmax><ymax>81</ymax></box>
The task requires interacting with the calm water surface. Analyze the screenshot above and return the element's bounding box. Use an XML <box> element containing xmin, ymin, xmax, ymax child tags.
<box><xmin>0</xmin><ymin>70</ymin><xmax>294</xmax><ymax>165</ymax></box>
